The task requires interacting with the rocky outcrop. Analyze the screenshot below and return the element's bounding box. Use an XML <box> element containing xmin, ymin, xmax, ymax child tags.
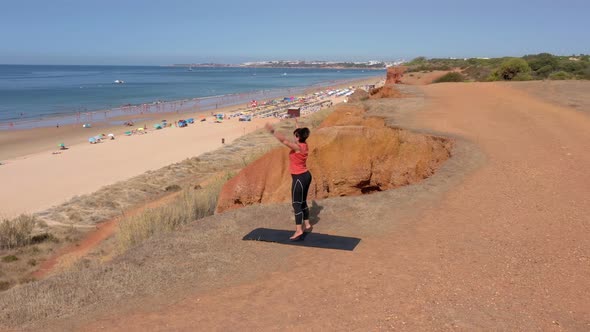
<box><xmin>216</xmin><ymin>101</ymin><xmax>452</xmax><ymax>213</ymax></box>
<box><xmin>346</xmin><ymin>89</ymin><xmax>369</xmax><ymax>103</ymax></box>
<box><xmin>369</xmin><ymin>84</ymin><xmax>404</xmax><ymax>99</ymax></box>
<box><xmin>386</xmin><ymin>66</ymin><xmax>406</xmax><ymax>84</ymax></box>
<box><xmin>369</xmin><ymin>69</ymin><xmax>405</xmax><ymax>99</ymax></box>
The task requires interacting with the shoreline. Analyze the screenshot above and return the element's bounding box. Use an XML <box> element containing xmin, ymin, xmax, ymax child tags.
<box><xmin>0</xmin><ymin>76</ymin><xmax>382</xmax><ymax>161</ymax></box>
<box><xmin>0</xmin><ymin>76</ymin><xmax>383</xmax><ymax>218</ymax></box>
<box><xmin>0</xmin><ymin>75</ymin><xmax>381</xmax><ymax>130</ymax></box>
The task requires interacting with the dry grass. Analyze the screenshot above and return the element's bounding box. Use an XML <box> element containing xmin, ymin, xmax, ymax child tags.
<box><xmin>116</xmin><ymin>173</ymin><xmax>232</xmax><ymax>251</ymax></box>
<box><xmin>0</xmin><ymin>215</ymin><xmax>66</xmax><ymax>294</ymax></box>
<box><xmin>0</xmin><ymin>215</ymin><xmax>39</xmax><ymax>250</ymax></box>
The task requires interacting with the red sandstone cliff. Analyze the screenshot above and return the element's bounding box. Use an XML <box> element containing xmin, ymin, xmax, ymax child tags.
<box><xmin>216</xmin><ymin>97</ymin><xmax>452</xmax><ymax>213</ymax></box>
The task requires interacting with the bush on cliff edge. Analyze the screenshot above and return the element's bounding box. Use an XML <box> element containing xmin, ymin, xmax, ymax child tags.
<box><xmin>433</xmin><ymin>72</ymin><xmax>465</xmax><ymax>83</ymax></box>
<box><xmin>488</xmin><ymin>58</ymin><xmax>532</xmax><ymax>81</ymax></box>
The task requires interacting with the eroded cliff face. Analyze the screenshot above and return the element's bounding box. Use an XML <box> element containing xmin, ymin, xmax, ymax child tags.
<box><xmin>216</xmin><ymin>93</ymin><xmax>452</xmax><ymax>213</ymax></box>
<box><xmin>368</xmin><ymin>65</ymin><xmax>407</xmax><ymax>99</ymax></box>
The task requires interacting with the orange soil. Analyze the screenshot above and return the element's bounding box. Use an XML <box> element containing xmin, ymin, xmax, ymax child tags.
<box><xmin>401</xmin><ymin>70</ymin><xmax>452</xmax><ymax>85</ymax></box>
<box><xmin>77</xmin><ymin>81</ymin><xmax>590</xmax><ymax>331</ymax></box>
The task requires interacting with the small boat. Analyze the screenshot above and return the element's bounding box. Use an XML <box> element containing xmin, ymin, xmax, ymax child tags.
<box><xmin>282</xmin><ymin>72</ymin><xmax>287</xmax><ymax>76</ymax></box>
<box><xmin>114</xmin><ymin>80</ymin><xmax>125</xmax><ymax>84</ymax></box>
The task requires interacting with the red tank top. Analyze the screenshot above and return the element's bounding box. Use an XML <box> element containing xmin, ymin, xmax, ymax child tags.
<box><xmin>289</xmin><ymin>142</ymin><xmax>308</xmax><ymax>175</ymax></box>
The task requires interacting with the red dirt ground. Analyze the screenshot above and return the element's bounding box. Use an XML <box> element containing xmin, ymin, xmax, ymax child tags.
<box><xmin>41</xmin><ymin>81</ymin><xmax>590</xmax><ymax>330</ymax></box>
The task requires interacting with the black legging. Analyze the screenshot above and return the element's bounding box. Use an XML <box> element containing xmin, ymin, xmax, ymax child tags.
<box><xmin>291</xmin><ymin>171</ymin><xmax>312</xmax><ymax>225</ymax></box>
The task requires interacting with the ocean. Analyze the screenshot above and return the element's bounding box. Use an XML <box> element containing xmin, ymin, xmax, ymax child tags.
<box><xmin>0</xmin><ymin>65</ymin><xmax>382</xmax><ymax>128</ymax></box>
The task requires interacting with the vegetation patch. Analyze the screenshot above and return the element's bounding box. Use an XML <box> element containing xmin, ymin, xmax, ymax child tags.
<box><xmin>405</xmin><ymin>53</ymin><xmax>590</xmax><ymax>82</ymax></box>
<box><xmin>0</xmin><ymin>215</ymin><xmax>38</xmax><ymax>250</ymax></box>
<box><xmin>164</xmin><ymin>184</ymin><xmax>182</xmax><ymax>192</ymax></box>
<box><xmin>117</xmin><ymin>173</ymin><xmax>232</xmax><ymax>251</ymax></box>
<box><xmin>2</xmin><ymin>255</ymin><xmax>18</xmax><ymax>263</ymax></box>
<box><xmin>549</xmin><ymin>71</ymin><xmax>574</xmax><ymax>80</ymax></box>
<box><xmin>489</xmin><ymin>58</ymin><xmax>532</xmax><ymax>81</ymax></box>
<box><xmin>0</xmin><ymin>281</ymin><xmax>10</xmax><ymax>292</ymax></box>
<box><xmin>433</xmin><ymin>72</ymin><xmax>465</xmax><ymax>83</ymax></box>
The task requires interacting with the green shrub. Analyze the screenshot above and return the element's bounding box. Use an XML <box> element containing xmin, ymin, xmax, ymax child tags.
<box><xmin>2</xmin><ymin>255</ymin><xmax>18</xmax><ymax>263</ymax></box>
<box><xmin>524</xmin><ymin>53</ymin><xmax>557</xmax><ymax>72</ymax></box>
<box><xmin>463</xmin><ymin>65</ymin><xmax>493</xmax><ymax>81</ymax></box>
<box><xmin>577</xmin><ymin>67</ymin><xmax>590</xmax><ymax>80</ymax></box>
<box><xmin>534</xmin><ymin>65</ymin><xmax>554</xmax><ymax>78</ymax></box>
<box><xmin>557</xmin><ymin>59</ymin><xmax>586</xmax><ymax>74</ymax></box>
<box><xmin>165</xmin><ymin>184</ymin><xmax>182</xmax><ymax>192</ymax></box>
<box><xmin>433</xmin><ymin>72</ymin><xmax>465</xmax><ymax>83</ymax></box>
<box><xmin>513</xmin><ymin>72</ymin><xmax>533</xmax><ymax>81</ymax></box>
<box><xmin>0</xmin><ymin>215</ymin><xmax>37</xmax><ymax>249</ymax></box>
<box><xmin>30</xmin><ymin>232</ymin><xmax>59</xmax><ymax>244</ymax></box>
<box><xmin>489</xmin><ymin>58</ymin><xmax>532</xmax><ymax>81</ymax></box>
<box><xmin>549</xmin><ymin>71</ymin><xmax>573</xmax><ymax>80</ymax></box>
<box><xmin>0</xmin><ymin>280</ymin><xmax>11</xmax><ymax>291</ymax></box>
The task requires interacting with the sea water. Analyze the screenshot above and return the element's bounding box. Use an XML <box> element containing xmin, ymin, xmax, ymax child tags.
<box><xmin>0</xmin><ymin>65</ymin><xmax>382</xmax><ymax>128</ymax></box>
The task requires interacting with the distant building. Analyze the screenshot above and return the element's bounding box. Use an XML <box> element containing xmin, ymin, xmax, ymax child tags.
<box><xmin>287</xmin><ymin>107</ymin><xmax>301</xmax><ymax>118</ymax></box>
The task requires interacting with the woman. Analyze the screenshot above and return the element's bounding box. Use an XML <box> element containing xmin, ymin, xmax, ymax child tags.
<box><xmin>265</xmin><ymin>120</ymin><xmax>313</xmax><ymax>240</ymax></box>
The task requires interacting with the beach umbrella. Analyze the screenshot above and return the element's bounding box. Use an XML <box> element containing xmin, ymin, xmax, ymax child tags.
<box><xmin>88</xmin><ymin>137</ymin><xmax>96</xmax><ymax>143</ymax></box>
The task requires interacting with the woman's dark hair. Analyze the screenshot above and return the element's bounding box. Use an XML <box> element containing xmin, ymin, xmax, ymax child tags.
<box><xmin>293</xmin><ymin>127</ymin><xmax>310</xmax><ymax>143</ymax></box>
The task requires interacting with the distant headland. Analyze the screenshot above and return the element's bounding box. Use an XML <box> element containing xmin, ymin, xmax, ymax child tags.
<box><xmin>166</xmin><ymin>60</ymin><xmax>404</xmax><ymax>69</ymax></box>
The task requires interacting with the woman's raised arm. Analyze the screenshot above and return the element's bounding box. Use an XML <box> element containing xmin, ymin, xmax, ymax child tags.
<box><xmin>265</xmin><ymin>123</ymin><xmax>300</xmax><ymax>151</ymax></box>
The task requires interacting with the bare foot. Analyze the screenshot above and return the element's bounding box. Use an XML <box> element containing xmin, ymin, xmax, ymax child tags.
<box><xmin>290</xmin><ymin>230</ymin><xmax>304</xmax><ymax>240</ymax></box>
<box><xmin>304</xmin><ymin>221</ymin><xmax>313</xmax><ymax>232</ymax></box>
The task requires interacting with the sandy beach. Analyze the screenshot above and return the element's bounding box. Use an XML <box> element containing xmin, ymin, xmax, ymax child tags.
<box><xmin>0</xmin><ymin>76</ymin><xmax>382</xmax><ymax>218</ymax></box>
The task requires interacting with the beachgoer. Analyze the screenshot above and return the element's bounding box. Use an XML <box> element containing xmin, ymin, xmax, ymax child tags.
<box><xmin>264</xmin><ymin>120</ymin><xmax>312</xmax><ymax>240</ymax></box>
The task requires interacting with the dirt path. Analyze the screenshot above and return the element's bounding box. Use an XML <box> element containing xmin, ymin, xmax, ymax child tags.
<box><xmin>56</xmin><ymin>82</ymin><xmax>590</xmax><ymax>330</ymax></box>
<box><xmin>32</xmin><ymin>193</ymin><xmax>180</xmax><ymax>279</ymax></box>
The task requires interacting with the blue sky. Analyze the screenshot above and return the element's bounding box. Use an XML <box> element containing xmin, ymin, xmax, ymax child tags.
<box><xmin>1</xmin><ymin>0</ymin><xmax>588</xmax><ymax>65</ymax></box>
